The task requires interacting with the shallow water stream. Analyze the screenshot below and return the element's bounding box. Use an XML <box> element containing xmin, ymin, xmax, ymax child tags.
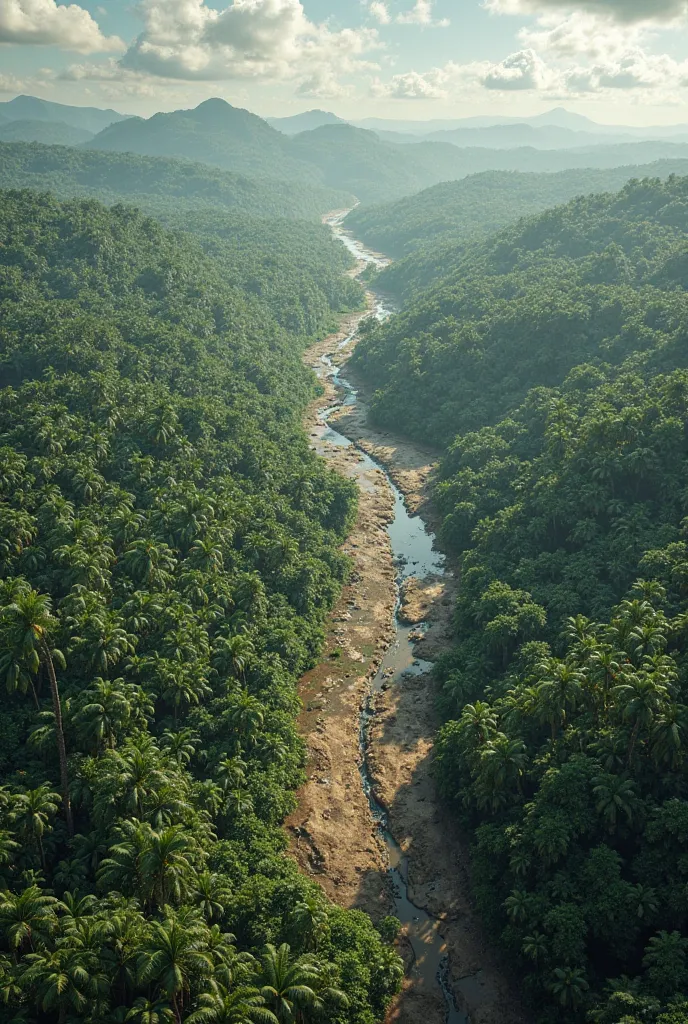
<box><xmin>313</xmin><ymin>214</ymin><xmax>467</xmax><ymax>1024</ymax></box>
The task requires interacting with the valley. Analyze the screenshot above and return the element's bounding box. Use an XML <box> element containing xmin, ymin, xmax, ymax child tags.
<box><xmin>289</xmin><ymin>216</ymin><xmax>525</xmax><ymax>1024</ymax></box>
<box><xmin>2</xmin><ymin>79</ymin><xmax>688</xmax><ymax>1024</ymax></box>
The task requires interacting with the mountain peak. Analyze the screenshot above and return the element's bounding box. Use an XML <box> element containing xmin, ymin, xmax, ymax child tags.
<box><xmin>194</xmin><ymin>97</ymin><xmax>234</xmax><ymax>114</ymax></box>
<box><xmin>267</xmin><ymin>109</ymin><xmax>347</xmax><ymax>135</ymax></box>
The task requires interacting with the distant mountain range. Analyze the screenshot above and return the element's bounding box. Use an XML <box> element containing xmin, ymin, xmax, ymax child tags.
<box><xmin>352</xmin><ymin>106</ymin><xmax>688</xmax><ymax>139</ymax></box>
<box><xmin>79</xmin><ymin>100</ymin><xmax>688</xmax><ymax>203</ymax></box>
<box><xmin>6</xmin><ymin>94</ymin><xmax>688</xmax><ymax>206</ymax></box>
<box><xmin>266</xmin><ymin>109</ymin><xmax>347</xmax><ymax>134</ymax></box>
<box><xmin>0</xmin><ymin>95</ymin><xmax>129</xmax><ymax>134</ymax></box>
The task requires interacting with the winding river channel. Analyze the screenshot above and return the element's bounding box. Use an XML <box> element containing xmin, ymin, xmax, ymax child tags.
<box><xmin>315</xmin><ymin>213</ymin><xmax>467</xmax><ymax>1024</ymax></box>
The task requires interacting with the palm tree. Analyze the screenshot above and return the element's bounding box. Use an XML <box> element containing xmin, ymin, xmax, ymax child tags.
<box><xmin>547</xmin><ymin>966</ymin><xmax>589</xmax><ymax>1008</ymax></box>
<box><xmin>99</xmin><ymin>904</ymin><xmax>147</xmax><ymax>1006</ymax></box>
<box><xmin>193</xmin><ymin>872</ymin><xmax>232</xmax><ymax>923</ymax></box>
<box><xmin>112</xmin><ymin>736</ymin><xmax>168</xmax><ymax>819</ymax></box>
<box><xmin>139</xmin><ymin>826</ymin><xmax>196</xmax><ymax>909</ymax></box>
<box><xmin>188</xmin><ymin>983</ymin><xmax>278</xmax><ymax>1024</ymax></box>
<box><xmin>85</xmin><ymin>618</ymin><xmax>137</xmax><ymax>675</ymax></box>
<box><xmin>651</xmin><ymin>704</ymin><xmax>686</xmax><ymax>768</ymax></box>
<box><xmin>215</xmin><ymin>757</ymin><xmax>247</xmax><ymax>793</ymax></box>
<box><xmin>137</xmin><ymin>914</ymin><xmax>214</xmax><ymax>1023</ymax></box>
<box><xmin>477</xmin><ymin>734</ymin><xmax>527</xmax><ymax>811</ymax></box>
<box><xmin>10</xmin><ymin>786</ymin><xmax>60</xmax><ymax>869</ymax></box>
<box><xmin>72</xmin><ymin>678</ymin><xmax>136</xmax><ymax>753</ymax></box>
<box><xmin>536</xmin><ymin>658</ymin><xmax>584</xmax><ymax>740</ymax></box>
<box><xmin>642</xmin><ymin>930</ymin><xmax>688</xmax><ymax>1000</ymax></box>
<box><xmin>0</xmin><ymin>886</ymin><xmax>60</xmax><ymax>954</ymax></box>
<box><xmin>504</xmin><ymin>890</ymin><xmax>530</xmax><ymax>925</ymax></box>
<box><xmin>59</xmin><ymin>892</ymin><xmax>97</xmax><ymax>934</ymax></box>
<box><xmin>521</xmin><ymin>932</ymin><xmax>548</xmax><ymax>963</ymax></box>
<box><xmin>613</xmin><ymin>674</ymin><xmax>669</xmax><ymax>765</ymax></box>
<box><xmin>632</xmin><ymin>884</ymin><xmax>658</xmax><ymax>921</ymax></box>
<box><xmin>228</xmin><ymin>693</ymin><xmax>264</xmax><ymax>746</ymax></box>
<box><xmin>290</xmin><ymin>899</ymin><xmax>329</xmax><ymax>952</ymax></box>
<box><xmin>257</xmin><ymin>943</ymin><xmax>348</xmax><ymax>1023</ymax></box>
<box><xmin>20</xmin><ymin>925</ymin><xmax>110</xmax><ymax>1021</ymax></box>
<box><xmin>0</xmin><ymin>590</ymin><xmax>73</xmax><ymax>834</ymax></box>
<box><xmin>126</xmin><ymin>997</ymin><xmax>175</xmax><ymax>1023</ymax></box>
<box><xmin>122</xmin><ymin>540</ymin><xmax>176</xmax><ymax>588</ymax></box>
<box><xmin>592</xmin><ymin>774</ymin><xmax>636</xmax><ymax>832</ymax></box>
<box><xmin>225</xmin><ymin>790</ymin><xmax>254</xmax><ymax>818</ymax></box>
<box><xmin>212</xmin><ymin>632</ymin><xmax>254</xmax><ymax>684</ymax></box>
<box><xmin>161</xmin><ymin>728</ymin><xmax>199</xmax><ymax>767</ymax></box>
<box><xmin>98</xmin><ymin>819</ymin><xmax>152</xmax><ymax>902</ymax></box>
<box><xmin>459</xmin><ymin>702</ymin><xmax>498</xmax><ymax>751</ymax></box>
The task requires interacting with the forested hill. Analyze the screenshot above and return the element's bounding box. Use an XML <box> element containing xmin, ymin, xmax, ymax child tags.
<box><xmin>0</xmin><ymin>190</ymin><xmax>403</xmax><ymax>1021</ymax></box>
<box><xmin>0</xmin><ymin>145</ymin><xmax>360</xmax><ymax>339</ymax></box>
<box><xmin>344</xmin><ymin>160</ymin><xmax>688</xmax><ymax>257</ymax></box>
<box><xmin>351</xmin><ymin>173</ymin><xmax>688</xmax><ymax>444</ymax></box>
<box><xmin>351</xmin><ymin>173</ymin><xmax>688</xmax><ymax>1020</ymax></box>
<box><xmin>0</xmin><ymin>141</ymin><xmax>354</xmax><ymax>221</ymax></box>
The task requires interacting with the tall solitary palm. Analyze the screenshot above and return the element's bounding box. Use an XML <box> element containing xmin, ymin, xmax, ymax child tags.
<box><xmin>0</xmin><ymin>590</ymin><xmax>73</xmax><ymax>835</ymax></box>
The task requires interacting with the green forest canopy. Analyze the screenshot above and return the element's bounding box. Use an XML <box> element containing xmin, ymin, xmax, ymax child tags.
<box><xmin>0</xmin><ymin>189</ymin><xmax>403</xmax><ymax>1023</ymax></box>
<box><xmin>0</xmin><ymin>140</ymin><xmax>354</xmax><ymax>222</ymax></box>
<box><xmin>343</xmin><ymin>161</ymin><xmax>688</xmax><ymax>258</ymax></box>
<box><xmin>0</xmin><ymin>143</ymin><xmax>361</xmax><ymax>339</ymax></box>
<box><xmin>350</xmin><ymin>172</ymin><xmax>688</xmax><ymax>1021</ymax></box>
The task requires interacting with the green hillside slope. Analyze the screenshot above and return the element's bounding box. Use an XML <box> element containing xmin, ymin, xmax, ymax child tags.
<box><xmin>0</xmin><ymin>141</ymin><xmax>354</xmax><ymax>221</ymax></box>
<box><xmin>345</xmin><ymin>161</ymin><xmax>688</xmax><ymax>257</ymax></box>
<box><xmin>0</xmin><ymin>119</ymin><xmax>93</xmax><ymax>146</ymax></box>
<box><xmin>351</xmin><ymin>174</ymin><xmax>688</xmax><ymax>445</ymax></box>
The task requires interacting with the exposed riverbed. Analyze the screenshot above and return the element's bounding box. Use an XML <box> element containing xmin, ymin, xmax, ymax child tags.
<box><xmin>288</xmin><ymin>213</ymin><xmax>526</xmax><ymax>1024</ymax></box>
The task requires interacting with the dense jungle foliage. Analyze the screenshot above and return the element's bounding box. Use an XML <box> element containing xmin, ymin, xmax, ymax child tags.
<box><xmin>344</xmin><ymin>161</ymin><xmax>688</xmax><ymax>258</ymax></box>
<box><xmin>0</xmin><ymin>190</ymin><xmax>403</xmax><ymax>1022</ymax></box>
<box><xmin>0</xmin><ymin>146</ymin><xmax>361</xmax><ymax>340</ymax></box>
<box><xmin>0</xmin><ymin>141</ymin><xmax>353</xmax><ymax>222</ymax></box>
<box><xmin>352</xmin><ymin>174</ymin><xmax>688</xmax><ymax>1019</ymax></box>
<box><xmin>351</xmin><ymin>174</ymin><xmax>688</xmax><ymax>445</ymax></box>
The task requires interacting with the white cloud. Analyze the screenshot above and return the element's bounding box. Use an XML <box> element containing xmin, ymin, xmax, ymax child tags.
<box><xmin>482</xmin><ymin>47</ymin><xmax>552</xmax><ymax>89</ymax></box>
<box><xmin>370</xmin><ymin>43</ymin><xmax>688</xmax><ymax>103</ymax></box>
<box><xmin>396</xmin><ymin>0</ymin><xmax>449</xmax><ymax>26</ymax></box>
<box><xmin>482</xmin><ymin>0</ymin><xmax>688</xmax><ymax>104</ymax></box>
<box><xmin>372</xmin><ymin>67</ymin><xmax>449</xmax><ymax>98</ymax></box>
<box><xmin>117</xmin><ymin>0</ymin><xmax>379</xmax><ymax>88</ymax></box>
<box><xmin>484</xmin><ymin>0</ymin><xmax>688</xmax><ymax>26</ymax></box>
<box><xmin>518</xmin><ymin>11</ymin><xmax>644</xmax><ymax>60</ymax></box>
<box><xmin>296</xmin><ymin>69</ymin><xmax>352</xmax><ymax>97</ymax></box>
<box><xmin>372</xmin><ymin>59</ymin><xmax>491</xmax><ymax>99</ymax></box>
<box><xmin>368</xmin><ymin>0</ymin><xmax>390</xmax><ymax>24</ymax></box>
<box><xmin>0</xmin><ymin>70</ymin><xmax>26</xmax><ymax>92</ymax></box>
<box><xmin>0</xmin><ymin>0</ymin><xmax>123</xmax><ymax>52</ymax></box>
<box><xmin>562</xmin><ymin>48</ymin><xmax>688</xmax><ymax>94</ymax></box>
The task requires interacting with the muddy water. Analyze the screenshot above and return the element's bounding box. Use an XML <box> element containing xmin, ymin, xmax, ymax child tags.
<box><xmin>314</xmin><ymin>214</ymin><xmax>467</xmax><ymax>1024</ymax></box>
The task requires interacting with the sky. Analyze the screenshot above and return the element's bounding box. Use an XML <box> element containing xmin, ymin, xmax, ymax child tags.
<box><xmin>1</xmin><ymin>0</ymin><xmax>688</xmax><ymax>123</ymax></box>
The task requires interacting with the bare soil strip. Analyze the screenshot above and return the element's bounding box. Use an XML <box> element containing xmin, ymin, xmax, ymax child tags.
<box><xmin>289</xmin><ymin>302</ymin><xmax>526</xmax><ymax>1024</ymax></box>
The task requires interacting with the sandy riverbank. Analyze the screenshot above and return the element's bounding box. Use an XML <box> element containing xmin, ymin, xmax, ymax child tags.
<box><xmin>288</xmin><ymin>293</ymin><xmax>526</xmax><ymax>1024</ymax></box>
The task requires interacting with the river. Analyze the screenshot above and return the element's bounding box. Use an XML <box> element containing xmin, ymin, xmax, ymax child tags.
<box><xmin>315</xmin><ymin>213</ymin><xmax>467</xmax><ymax>1024</ymax></box>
